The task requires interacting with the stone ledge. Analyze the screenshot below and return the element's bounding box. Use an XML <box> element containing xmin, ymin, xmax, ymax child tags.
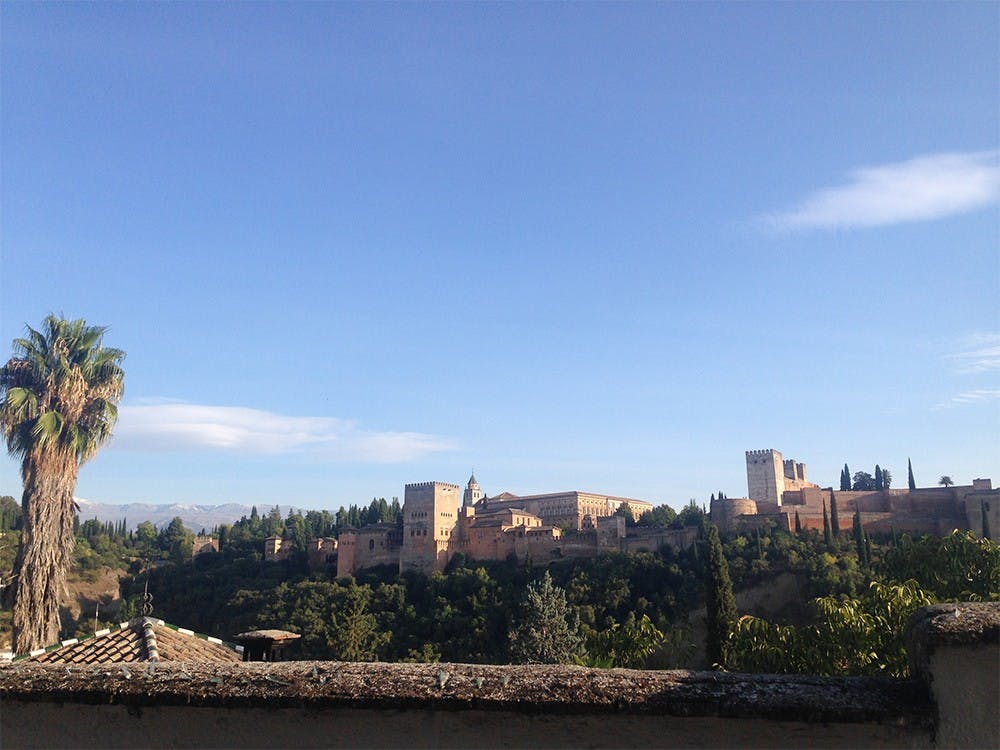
<box><xmin>906</xmin><ymin>601</ymin><xmax>1000</xmax><ymax>677</ymax></box>
<box><xmin>0</xmin><ymin>661</ymin><xmax>931</xmax><ymax>728</ymax></box>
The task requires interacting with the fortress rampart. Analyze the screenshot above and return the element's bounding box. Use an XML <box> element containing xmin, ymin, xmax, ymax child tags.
<box><xmin>709</xmin><ymin>497</ymin><xmax>758</xmax><ymax>534</ymax></box>
<box><xmin>725</xmin><ymin>450</ymin><xmax>996</xmax><ymax>539</ymax></box>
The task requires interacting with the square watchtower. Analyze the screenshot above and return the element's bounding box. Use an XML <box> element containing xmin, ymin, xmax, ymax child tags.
<box><xmin>400</xmin><ymin>481</ymin><xmax>461</xmax><ymax>574</ymax></box>
<box><xmin>746</xmin><ymin>449</ymin><xmax>786</xmax><ymax>507</ymax></box>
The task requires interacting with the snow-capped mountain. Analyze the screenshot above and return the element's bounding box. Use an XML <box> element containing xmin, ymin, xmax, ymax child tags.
<box><xmin>73</xmin><ymin>498</ymin><xmax>294</xmax><ymax>532</ymax></box>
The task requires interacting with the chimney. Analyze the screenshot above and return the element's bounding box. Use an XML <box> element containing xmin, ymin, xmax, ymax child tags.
<box><xmin>232</xmin><ymin>630</ymin><xmax>301</xmax><ymax>662</ymax></box>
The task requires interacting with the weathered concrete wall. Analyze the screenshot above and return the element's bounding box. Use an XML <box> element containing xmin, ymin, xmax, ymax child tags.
<box><xmin>0</xmin><ymin>661</ymin><xmax>933</xmax><ymax>749</ymax></box>
<box><xmin>907</xmin><ymin>602</ymin><xmax>1000</xmax><ymax>749</ymax></box>
<box><xmin>0</xmin><ymin>701</ymin><xmax>932</xmax><ymax>749</ymax></box>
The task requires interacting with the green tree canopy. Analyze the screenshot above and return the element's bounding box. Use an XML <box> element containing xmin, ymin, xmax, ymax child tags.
<box><xmin>852</xmin><ymin>472</ymin><xmax>876</xmax><ymax>491</ymax></box>
<box><xmin>637</xmin><ymin>504</ymin><xmax>678</xmax><ymax>528</ymax></box>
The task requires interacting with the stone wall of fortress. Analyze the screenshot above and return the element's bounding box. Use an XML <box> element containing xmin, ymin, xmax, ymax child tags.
<box><xmin>336</xmin><ymin>525</ymin><xmax>401</xmax><ymax>578</ymax></box>
<box><xmin>716</xmin><ymin>472</ymin><xmax>996</xmax><ymax>540</ymax></box>
<box><xmin>726</xmin><ymin>448</ymin><xmax>998</xmax><ymax>539</ymax></box>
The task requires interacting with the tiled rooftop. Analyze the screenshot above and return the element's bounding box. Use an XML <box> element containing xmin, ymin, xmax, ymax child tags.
<box><xmin>25</xmin><ymin>617</ymin><xmax>242</xmax><ymax>664</ymax></box>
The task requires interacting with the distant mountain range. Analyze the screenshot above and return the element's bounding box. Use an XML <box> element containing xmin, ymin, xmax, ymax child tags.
<box><xmin>74</xmin><ymin>498</ymin><xmax>294</xmax><ymax>533</ymax></box>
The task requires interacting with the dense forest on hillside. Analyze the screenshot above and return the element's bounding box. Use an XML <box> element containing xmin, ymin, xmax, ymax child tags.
<box><xmin>1</xmin><ymin>497</ymin><xmax>997</xmax><ymax>676</ymax></box>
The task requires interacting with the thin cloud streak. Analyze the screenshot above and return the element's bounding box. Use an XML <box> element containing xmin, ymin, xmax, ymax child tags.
<box><xmin>113</xmin><ymin>402</ymin><xmax>458</xmax><ymax>462</ymax></box>
<box><xmin>932</xmin><ymin>388</ymin><xmax>1000</xmax><ymax>411</ymax></box>
<box><xmin>946</xmin><ymin>332</ymin><xmax>1000</xmax><ymax>374</ymax></box>
<box><xmin>763</xmin><ymin>150</ymin><xmax>1000</xmax><ymax>231</ymax></box>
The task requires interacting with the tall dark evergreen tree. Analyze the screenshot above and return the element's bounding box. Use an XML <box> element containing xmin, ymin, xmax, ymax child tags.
<box><xmin>852</xmin><ymin>509</ymin><xmax>866</xmax><ymax>565</ymax></box>
<box><xmin>875</xmin><ymin>465</ymin><xmax>884</xmax><ymax>491</ymax></box>
<box><xmin>822</xmin><ymin>500</ymin><xmax>832</xmax><ymax>548</ymax></box>
<box><xmin>704</xmin><ymin>522</ymin><xmax>737</xmax><ymax>669</ymax></box>
<box><xmin>908</xmin><ymin>459</ymin><xmax>916</xmax><ymax>490</ymax></box>
<box><xmin>840</xmin><ymin>464</ymin><xmax>851</xmax><ymax>491</ymax></box>
<box><xmin>830</xmin><ymin>492</ymin><xmax>840</xmax><ymax>536</ymax></box>
<box><xmin>794</xmin><ymin>511</ymin><xmax>802</xmax><ymax>534</ymax></box>
<box><xmin>982</xmin><ymin>500</ymin><xmax>992</xmax><ymax>541</ymax></box>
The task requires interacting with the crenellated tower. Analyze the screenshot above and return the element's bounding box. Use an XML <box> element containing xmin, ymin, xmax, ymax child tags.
<box><xmin>746</xmin><ymin>449</ymin><xmax>786</xmax><ymax>507</ymax></box>
<box><xmin>400</xmin><ymin>481</ymin><xmax>461</xmax><ymax>574</ymax></box>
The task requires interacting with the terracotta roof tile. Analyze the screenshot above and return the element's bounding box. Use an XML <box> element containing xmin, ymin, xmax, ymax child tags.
<box><xmin>27</xmin><ymin>618</ymin><xmax>241</xmax><ymax>664</ymax></box>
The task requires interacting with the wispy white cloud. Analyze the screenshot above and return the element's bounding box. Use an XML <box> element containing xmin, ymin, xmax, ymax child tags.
<box><xmin>763</xmin><ymin>150</ymin><xmax>1000</xmax><ymax>231</ymax></box>
<box><xmin>945</xmin><ymin>332</ymin><xmax>1000</xmax><ymax>374</ymax></box>
<box><xmin>113</xmin><ymin>401</ymin><xmax>457</xmax><ymax>462</ymax></box>
<box><xmin>932</xmin><ymin>388</ymin><xmax>1000</xmax><ymax>411</ymax></box>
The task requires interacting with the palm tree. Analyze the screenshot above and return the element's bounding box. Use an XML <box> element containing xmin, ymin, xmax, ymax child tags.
<box><xmin>938</xmin><ymin>476</ymin><xmax>954</xmax><ymax>487</ymax></box>
<box><xmin>0</xmin><ymin>316</ymin><xmax>124</xmax><ymax>652</ymax></box>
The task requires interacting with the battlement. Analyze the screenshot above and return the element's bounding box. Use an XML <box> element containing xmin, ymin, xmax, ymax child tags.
<box><xmin>745</xmin><ymin>449</ymin><xmax>777</xmax><ymax>457</ymax></box>
<box><xmin>404</xmin><ymin>481</ymin><xmax>461</xmax><ymax>490</ymax></box>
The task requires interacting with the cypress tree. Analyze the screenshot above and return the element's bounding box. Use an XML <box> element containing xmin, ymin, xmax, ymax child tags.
<box><xmin>822</xmin><ymin>500</ymin><xmax>832</xmax><ymax>548</ymax></box>
<box><xmin>840</xmin><ymin>464</ymin><xmax>851</xmax><ymax>491</ymax></box>
<box><xmin>830</xmin><ymin>492</ymin><xmax>840</xmax><ymax>536</ymax></box>
<box><xmin>875</xmin><ymin>465</ymin><xmax>884</xmax><ymax>491</ymax></box>
<box><xmin>908</xmin><ymin>459</ymin><xmax>916</xmax><ymax>490</ymax></box>
<box><xmin>982</xmin><ymin>500</ymin><xmax>992</xmax><ymax>541</ymax></box>
<box><xmin>864</xmin><ymin>533</ymin><xmax>872</xmax><ymax>567</ymax></box>
<box><xmin>853</xmin><ymin>509</ymin><xmax>865</xmax><ymax>563</ymax></box>
<box><xmin>794</xmin><ymin>511</ymin><xmax>802</xmax><ymax>534</ymax></box>
<box><xmin>704</xmin><ymin>523</ymin><xmax>737</xmax><ymax>669</ymax></box>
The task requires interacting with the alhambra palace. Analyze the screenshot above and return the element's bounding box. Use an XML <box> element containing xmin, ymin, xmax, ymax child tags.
<box><xmin>262</xmin><ymin>450</ymin><xmax>998</xmax><ymax>575</ymax></box>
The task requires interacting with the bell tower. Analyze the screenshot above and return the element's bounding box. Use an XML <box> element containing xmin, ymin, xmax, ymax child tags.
<box><xmin>463</xmin><ymin>472</ymin><xmax>484</xmax><ymax>507</ymax></box>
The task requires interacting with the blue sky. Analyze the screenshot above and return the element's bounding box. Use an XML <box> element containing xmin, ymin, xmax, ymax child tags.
<box><xmin>1</xmin><ymin>2</ymin><xmax>997</xmax><ymax>511</ymax></box>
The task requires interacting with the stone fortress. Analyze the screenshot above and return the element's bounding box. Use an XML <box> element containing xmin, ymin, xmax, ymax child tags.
<box><xmin>333</xmin><ymin>474</ymin><xmax>697</xmax><ymax>576</ymax></box>
<box><xmin>263</xmin><ymin>451</ymin><xmax>997</xmax><ymax>575</ymax></box>
<box><xmin>711</xmin><ymin>448</ymin><xmax>998</xmax><ymax>540</ymax></box>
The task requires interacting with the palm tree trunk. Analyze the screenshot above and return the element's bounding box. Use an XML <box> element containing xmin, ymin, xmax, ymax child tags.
<box><xmin>12</xmin><ymin>449</ymin><xmax>78</xmax><ymax>653</ymax></box>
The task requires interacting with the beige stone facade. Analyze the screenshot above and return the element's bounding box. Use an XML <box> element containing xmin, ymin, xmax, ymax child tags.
<box><xmin>336</xmin><ymin>525</ymin><xmax>400</xmax><ymax>577</ymax></box>
<box><xmin>400</xmin><ymin>481</ymin><xmax>463</xmax><ymax>574</ymax></box>
<box><xmin>745</xmin><ymin>449</ymin><xmax>817</xmax><ymax>507</ymax></box>
<box><xmin>476</xmin><ymin>490</ymin><xmax>652</xmax><ymax>531</ymax></box>
<box><xmin>264</xmin><ymin>535</ymin><xmax>338</xmax><ymax>569</ymax></box>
